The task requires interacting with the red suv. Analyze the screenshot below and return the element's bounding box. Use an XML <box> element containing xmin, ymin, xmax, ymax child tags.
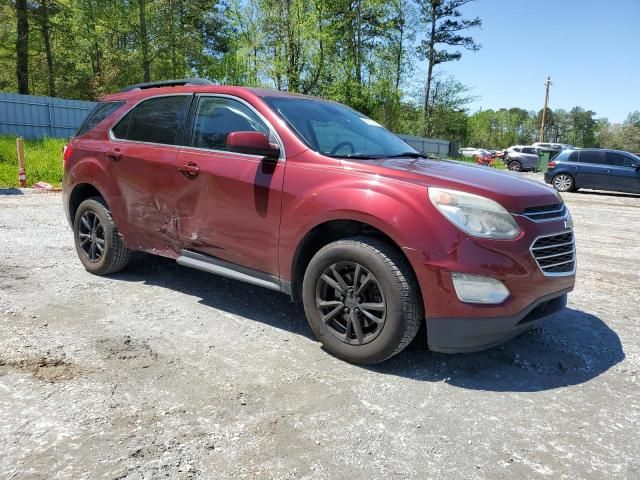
<box><xmin>63</xmin><ymin>79</ymin><xmax>576</xmax><ymax>364</ymax></box>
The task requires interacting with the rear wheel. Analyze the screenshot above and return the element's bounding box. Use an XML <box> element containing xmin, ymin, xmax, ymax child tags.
<box><xmin>73</xmin><ymin>197</ymin><xmax>129</xmax><ymax>275</ymax></box>
<box><xmin>508</xmin><ymin>160</ymin><xmax>522</xmax><ymax>172</ymax></box>
<box><xmin>552</xmin><ymin>173</ymin><xmax>574</xmax><ymax>192</ymax></box>
<box><xmin>302</xmin><ymin>237</ymin><xmax>423</xmax><ymax>365</ymax></box>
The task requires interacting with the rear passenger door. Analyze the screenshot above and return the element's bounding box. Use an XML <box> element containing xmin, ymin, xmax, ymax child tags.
<box><xmin>108</xmin><ymin>95</ymin><xmax>192</xmax><ymax>253</ymax></box>
<box><xmin>576</xmin><ymin>150</ymin><xmax>606</xmax><ymax>189</ymax></box>
<box><xmin>173</xmin><ymin>95</ymin><xmax>286</xmax><ymax>276</ymax></box>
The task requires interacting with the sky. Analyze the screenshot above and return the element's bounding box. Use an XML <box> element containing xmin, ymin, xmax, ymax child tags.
<box><xmin>414</xmin><ymin>0</ymin><xmax>640</xmax><ymax>123</ymax></box>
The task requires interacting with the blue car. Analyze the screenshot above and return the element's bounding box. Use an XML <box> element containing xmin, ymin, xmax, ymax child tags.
<box><xmin>544</xmin><ymin>149</ymin><xmax>640</xmax><ymax>194</ymax></box>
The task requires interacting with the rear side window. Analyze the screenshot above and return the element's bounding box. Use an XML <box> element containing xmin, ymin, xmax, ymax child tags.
<box><xmin>115</xmin><ymin>96</ymin><xmax>191</xmax><ymax>145</ymax></box>
<box><xmin>522</xmin><ymin>147</ymin><xmax>537</xmax><ymax>154</ymax></box>
<box><xmin>579</xmin><ymin>150</ymin><xmax>604</xmax><ymax>164</ymax></box>
<box><xmin>76</xmin><ymin>101</ymin><xmax>124</xmax><ymax>137</ymax></box>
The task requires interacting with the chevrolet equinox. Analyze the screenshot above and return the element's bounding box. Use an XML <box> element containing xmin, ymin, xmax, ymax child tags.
<box><xmin>63</xmin><ymin>79</ymin><xmax>576</xmax><ymax>364</ymax></box>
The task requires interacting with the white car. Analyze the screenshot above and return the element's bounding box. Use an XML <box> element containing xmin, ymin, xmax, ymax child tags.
<box><xmin>532</xmin><ymin>142</ymin><xmax>574</xmax><ymax>151</ymax></box>
<box><xmin>459</xmin><ymin>147</ymin><xmax>482</xmax><ymax>158</ymax></box>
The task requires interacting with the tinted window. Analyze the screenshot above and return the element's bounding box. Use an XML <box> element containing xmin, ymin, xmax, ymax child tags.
<box><xmin>191</xmin><ymin>97</ymin><xmax>269</xmax><ymax>151</ymax></box>
<box><xmin>513</xmin><ymin>147</ymin><xmax>521</xmax><ymax>152</ymax></box>
<box><xmin>127</xmin><ymin>96</ymin><xmax>191</xmax><ymax>145</ymax></box>
<box><xmin>579</xmin><ymin>150</ymin><xmax>604</xmax><ymax>164</ymax></box>
<box><xmin>111</xmin><ymin>110</ymin><xmax>132</xmax><ymax>139</ymax></box>
<box><xmin>522</xmin><ymin>147</ymin><xmax>537</xmax><ymax>154</ymax></box>
<box><xmin>567</xmin><ymin>151</ymin><xmax>579</xmax><ymax>162</ymax></box>
<box><xmin>76</xmin><ymin>101</ymin><xmax>124</xmax><ymax>136</ymax></box>
<box><xmin>605</xmin><ymin>152</ymin><xmax>629</xmax><ymax>167</ymax></box>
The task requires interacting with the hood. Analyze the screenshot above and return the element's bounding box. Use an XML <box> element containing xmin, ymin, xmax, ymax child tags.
<box><xmin>342</xmin><ymin>158</ymin><xmax>560</xmax><ymax>213</ymax></box>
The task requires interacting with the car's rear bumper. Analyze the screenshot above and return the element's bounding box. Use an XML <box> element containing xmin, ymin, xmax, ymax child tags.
<box><xmin>425</xmin><ymin>289</ymin><xmax>569</xmax><ymax>353</ymax></box>
<box><xmin>544</xmin><ymin>172</ymin><xmax>554</xmax><ymax>184</ymax></box>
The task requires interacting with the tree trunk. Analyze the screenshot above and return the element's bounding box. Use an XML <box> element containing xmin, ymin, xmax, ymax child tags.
<box><xmin>16</xmin><ymin>0</ymin><xmax>29</xmax><ymax>94</ymax></box>
<box><xmin>139</xmin><ymin>0</ymin><xmax>151</xmax><ymax>82</ymax></box>
<box><xmin>39</xmin><ymin>0</ymin><xmax>56</xmax><ymax>96</ymax></box>
<box><xmin>423</xmin><ymin>11</ymin><xmax>437</xmax><ymax>135</ymax></box>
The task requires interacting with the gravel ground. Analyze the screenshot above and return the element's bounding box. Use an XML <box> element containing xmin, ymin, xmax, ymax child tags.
<box><xmin>0</xmin><ymin>175</ymin><xmax>638</xmax><ymax>480</ymax></box>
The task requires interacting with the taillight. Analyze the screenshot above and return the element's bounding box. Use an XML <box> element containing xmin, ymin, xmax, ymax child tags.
<box><xmin>63</xmin><ymin>144</ymin><xmax>73</xmax><ymax>164</ymax></box>
<box><xmin>547</xmin><ymin>161</ymin><xmax>557</xmax><ymax>169</ymax></box>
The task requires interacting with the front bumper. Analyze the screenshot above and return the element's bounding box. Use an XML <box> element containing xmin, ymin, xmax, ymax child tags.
<box><xmin>402</xmin><ymin>213</ymin><xmax>576</xmax><ymax>353</ymax></box>
<box><xmin>426</xmin><ymin>289</ymin><xmax>569</xmax><ymax>353</ymax></box>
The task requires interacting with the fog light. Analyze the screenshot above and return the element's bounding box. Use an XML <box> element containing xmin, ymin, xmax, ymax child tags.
<box><xmin>451</xmin><ymin>273</ymin><xmax>510</xmax><ymax>304</ymax></box>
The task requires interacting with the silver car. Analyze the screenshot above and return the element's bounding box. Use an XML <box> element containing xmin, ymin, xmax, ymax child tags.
<box><xmin>503</xmin><ymin>146</ymin><xmax>540</xmax><ymax>171</ymax></box>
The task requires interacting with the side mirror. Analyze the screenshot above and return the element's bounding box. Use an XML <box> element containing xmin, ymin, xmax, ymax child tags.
<box><xmin>226</xmin><ymin>131</ymin><xmax>280</xmax><ymax>160</ymax></box>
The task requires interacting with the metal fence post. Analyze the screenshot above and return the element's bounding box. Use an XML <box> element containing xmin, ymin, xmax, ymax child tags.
<box><xmin>47</xmin><ymin>101</ymin><xmax>53</xmax><ymax>136</ymax></box>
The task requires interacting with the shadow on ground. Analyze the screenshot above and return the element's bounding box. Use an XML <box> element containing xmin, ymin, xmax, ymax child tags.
<box><xmin>0</xmin><ymin>188</ymin><xmax>24</xmax><ymax>195</ymax></box>
<box><xmin>114</xmin><ymin>253</ymin><xmax>624</xmax><ymax>393</ymax></box>
<box><xmin>575</xmin><ymin>190</ymin><xmax>640</xmax><ymax>199</ymax></box>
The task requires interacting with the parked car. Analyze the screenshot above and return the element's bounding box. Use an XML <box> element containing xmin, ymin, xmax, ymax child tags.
<box><xmin>459</xmin><ymin>147</ymin><xmax>482</xmax><ymax>157</ymax></box>
<box><xmin>503</xmin><ymin>146</ymin><xmax>540</xmax><ymax>171</ymax></box>
<box><xmin>533</xmin><ymin>142</ymin><xmax>573</xmax><ymax>151</ymax></box>
<box><xmin>545</xmin><ymin>148</ymin><xmax>640</xmax><ymax>193</ymax></box>
<box><xmin>63</xmin><ymin>79</ymin><xmax>575</xmax><ymax>364</ymax></box>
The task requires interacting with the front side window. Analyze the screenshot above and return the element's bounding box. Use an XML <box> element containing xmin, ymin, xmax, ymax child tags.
<box><xmin>115</xmin><ymin>95</ymin><xmax>191</xmax><ymax>145</ymax></box>
<box><xmin>262</xmin><ymin>96</ymin><xmax>416</xmax><ymax>158</ymax></box>
<box><xmin>605</xmin><ymin>152</ymin><xmax>629</xmax><ymax>167</ymax></box>
<box><xmin>191</xmin><ymin>97</ymin><xmax>269</xmax><ymax>151</ymax></box>
<box><xmin>76</xmin><ymin>101</ymin><xmax>124</xmax><ymax>137</ymax></box>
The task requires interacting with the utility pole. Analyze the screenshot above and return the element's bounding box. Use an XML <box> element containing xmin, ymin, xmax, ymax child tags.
<box><xmin>539</xmin><ymin>76</ymin><xmax>552</xmax><ymax>142</ymax></box>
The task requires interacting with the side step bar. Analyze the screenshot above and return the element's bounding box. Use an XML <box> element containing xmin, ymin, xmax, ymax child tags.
<box><xmin>176</xmin><ymin>250</ymin><xmax>290</xmax><ymax>294</ymax></box>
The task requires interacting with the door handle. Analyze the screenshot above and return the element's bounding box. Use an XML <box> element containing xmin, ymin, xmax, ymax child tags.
<box><xmin>604</xmin><ymin>169</ymin><xmax>611</xmax><ymax>173</ymax></box>
<box><xmin>106</xmin><ymin>149</ymin><xmax>122</xmax><ymax>161</ymax></box>
<box><xmin>179</xmin><ymin>162</ymin><xmax>200</xmax><ymax>178</ymax></box>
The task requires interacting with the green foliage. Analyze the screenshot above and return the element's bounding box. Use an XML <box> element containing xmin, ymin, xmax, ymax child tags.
<box><xmin>1</xmin><ymin>0</ymin><xmax>638</xmax><ymax>156</ymax></box>
<box><xmin>0</xmin><ymin>137</ymin><xmax>65</xmax><ymax>187</ymax></box>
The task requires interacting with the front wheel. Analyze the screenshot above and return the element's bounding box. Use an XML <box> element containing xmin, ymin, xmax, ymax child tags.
<box><xmin>302</xmin><ymin>237</ymin><xmax>423</xmax><ymax>365</ymax></box>
<box><xmin>552</xmin><ymin>173</ymin><xmax>574</xmax><ymax>192</ymax></box>
<box><xmin>73</xmin><ymin>197</ymin><xmax>130</xmax><ymax>275</ymax></box>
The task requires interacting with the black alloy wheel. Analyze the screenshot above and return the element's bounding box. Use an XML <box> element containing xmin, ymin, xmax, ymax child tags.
<box><xmin>315</xmin><ymin>261</ymin><xmax>386</xmax><ymax>345</ymax></box>
<box><xmin>77</xmin><ymin>210</ymin><xmax>105</xmax><ymax>262</ymax></box>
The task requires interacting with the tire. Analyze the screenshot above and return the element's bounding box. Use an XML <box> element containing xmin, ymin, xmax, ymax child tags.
<box><xmin>552</xmin><ymin>173</ymin><xmax>574</xmax><ymax>192</ymax></box>
<box><xmin>73</xmin><ymin>197</ymin><xmax>130</xmax><ymax>275</ymax></box>
<box><xmin>302</xmin><ymin>237</ymin><xmax>423</xmax><ymax>365</ymax></box>
<box><xmin>508</xmin><ymin>160</ymin><xmax>522</xmax><ymax>172</ymax></box>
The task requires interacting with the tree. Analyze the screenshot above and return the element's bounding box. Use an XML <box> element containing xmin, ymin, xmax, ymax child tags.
<box><xmin>35</xmin><ymin>0</ymin><xmax>56</xmax><ymax>96</ymax></box>
<box><xmin>15</xmin><ymin>0</ymin><xmax>29</xmax><ymax>94</ymax></box>
<box><xmin>416</xmin><ymin>0</ymin><xmax>480</xmax><ymax>136</ymax></box>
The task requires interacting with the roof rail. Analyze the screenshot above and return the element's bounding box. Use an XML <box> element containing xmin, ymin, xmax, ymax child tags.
<box><xmin>118</xmin><ymin>78</ymin><xmax>214</xmax><ymax>93</ymax></box>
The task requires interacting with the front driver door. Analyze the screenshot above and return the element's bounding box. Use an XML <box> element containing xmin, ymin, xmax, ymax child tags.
<box><xmin>603</xmin><ymin>151</ymin><xmax>640</xmax><ymax>193</ymax></box>
<box><xmin>173</xmin><ymin>95</ymin><xmax>285</xmax><ymax>277</ymax></box>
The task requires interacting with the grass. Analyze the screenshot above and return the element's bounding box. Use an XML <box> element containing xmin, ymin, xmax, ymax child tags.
<box><xmin>0</xmin><ymin>136</ymin><xmax>66</xmax><ymax>188</ymax></box>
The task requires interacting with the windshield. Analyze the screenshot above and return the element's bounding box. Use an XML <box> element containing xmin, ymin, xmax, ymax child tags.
<box><xmin>262</xmin><ymin>96</ymin><xmax>417</xmax><ymax>158</ymax></box>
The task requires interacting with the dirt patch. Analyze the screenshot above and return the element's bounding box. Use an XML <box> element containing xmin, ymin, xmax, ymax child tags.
<box><xmin>97</xmin><ymin>335</ymin><xmax>158</xmax><ymax>363</ymax></box>
<box><xmin>0</xmin><ymin>355</ymin><xmax>82</xmax><ymax>382</ymax></box>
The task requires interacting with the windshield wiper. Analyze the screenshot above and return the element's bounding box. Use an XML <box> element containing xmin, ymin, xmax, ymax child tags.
<box><xmin>384</xmin><ymin>152</ymin><xmax>430</xmax><ymax>159</ymax></box>
<box><xmin>325</xmin><ymin>153</ymin><xmax>382</xmax><ymax>159</ymax></box>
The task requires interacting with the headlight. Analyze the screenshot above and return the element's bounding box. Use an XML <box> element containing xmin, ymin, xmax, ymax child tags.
<box><xmin>429</xmin><ymin>187</ymin><xmax>520</xmax><ymax>239</ymax></box>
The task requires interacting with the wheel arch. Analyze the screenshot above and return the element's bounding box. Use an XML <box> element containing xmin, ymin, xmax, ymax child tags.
<box><xmin>288</xmin><ymin>218</ymin><xmax>418</xmax><ymax>303</ymax></box>
<box><xmin>68</xmin><ymin>183</ymin><xmax>107</xmax><ymax>223</ymax></box>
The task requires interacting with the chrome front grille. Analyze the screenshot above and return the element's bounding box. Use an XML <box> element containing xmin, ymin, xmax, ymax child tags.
<box><xmin>531</xmin><ymin>231</ymin><xmax>575</xmax><ymax>275</ymax></box>
<box><xmin>523</xmin><ymin>203</ymin><xmax>567</xmax><ymax>221</ymax></box>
